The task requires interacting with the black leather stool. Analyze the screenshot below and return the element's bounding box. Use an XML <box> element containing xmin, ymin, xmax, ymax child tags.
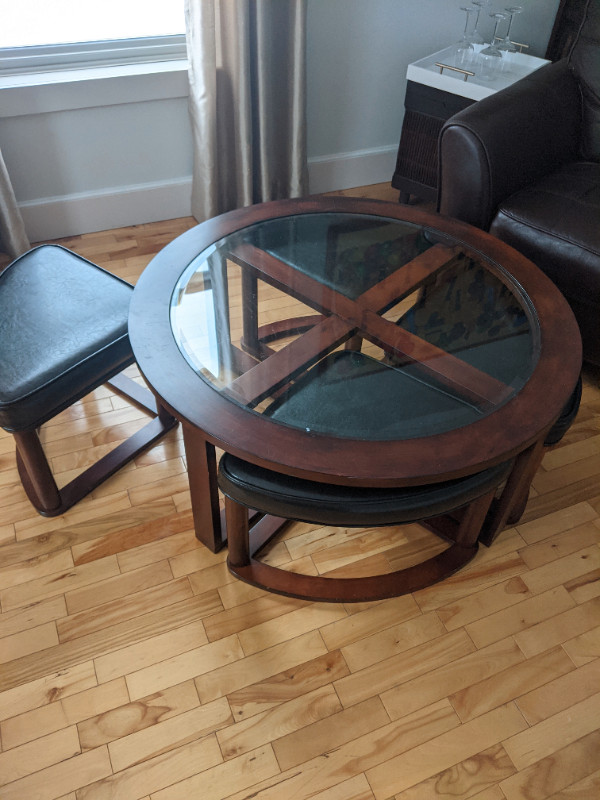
<box><xmin>0</xmin><ymin>244</ymin><xmax>177</xmax><ymax>516</ymax></box>
<box><xmin>218</xmin><ymin>453</ymin><xmax>513</xmax><ymax>602</ymax></box>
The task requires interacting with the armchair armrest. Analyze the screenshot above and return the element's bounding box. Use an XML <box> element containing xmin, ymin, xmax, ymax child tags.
<box><xmin>437</xmin><ymin>59</ymin><xmax>582</xmax><ymax>230</ymax></box>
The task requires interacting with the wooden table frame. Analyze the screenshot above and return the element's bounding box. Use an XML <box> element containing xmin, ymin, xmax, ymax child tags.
<box><xmin>129</xmin><ymin>197</ymin><xmax>581</xmax><ymax>556</ymax></box>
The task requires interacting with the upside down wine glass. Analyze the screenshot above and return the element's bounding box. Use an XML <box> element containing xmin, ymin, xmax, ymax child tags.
<box><xmin>498</xmin><ymin>6</ymin><xmax>523</xmax><ymax>56</ymax></box>
<box><xmin>470</xmin><ymin>0</ymin><xmax>490</xmax><ymax>46</ymax></box>
<box><xmin>478</xmin><ymin>12</ymin><xmax>508</xmax><ymax>81</ymax></box>
<box><xmin>455</xmin><ymin>6</ymin><xmax>477</xmax><ymax>67</ymax></box>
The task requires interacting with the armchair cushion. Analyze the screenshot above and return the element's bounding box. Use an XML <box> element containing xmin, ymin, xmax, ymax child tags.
<box><xmin>490</xmin><ymin>161</ymin><xmax>600</xmax><ymax>362</ymax></box>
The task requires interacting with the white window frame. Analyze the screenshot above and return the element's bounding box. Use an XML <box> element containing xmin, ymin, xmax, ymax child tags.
<box><xmin>0</xmin><ymin>34</ymin><xmax>187</xmax><ymax>77</ymax></box>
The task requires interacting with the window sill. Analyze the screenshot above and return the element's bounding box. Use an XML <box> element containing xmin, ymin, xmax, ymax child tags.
<box><xmin>0</xmin><ymin>59</ymin><xmax>189</xmax><ymax>118</ymax></box>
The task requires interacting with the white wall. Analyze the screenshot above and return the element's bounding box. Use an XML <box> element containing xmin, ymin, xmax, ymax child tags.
<box><xmin>306</xmin><ymin>0</ymin><xmax>561</xmax><ymax>192</ymax></box>
<box><xmin>0</xmin><ymin>66</ymin><xmax>194</xmax><ymax>241</ymax></box>
<box><xmin>0</xmin><ymin>0</ymin><xmax>560</xmax><ymax>242</ymax></box>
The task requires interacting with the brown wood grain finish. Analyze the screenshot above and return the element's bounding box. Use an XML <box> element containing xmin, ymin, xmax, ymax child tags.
<box><xmin>0</xmin><ymin>184</ymin><xmax>598</xmax><ymax>798</ymax></box>
<box><xmin>129</xmin><ymin>196</ymin><xmax>581</xmax><ymax>497</ymax></box>
<box><xmin>225</xmin><ymin>314</ymin><xmax>353</xmax><ymax>406</ymax></box>
<box><xmin>227</xmin><ymin>240</ymin><xmax>510</xmax><ymax>407</ymax></box>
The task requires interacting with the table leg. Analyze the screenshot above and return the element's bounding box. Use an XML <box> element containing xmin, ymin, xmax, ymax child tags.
<box><xmin>344</xmin><ymin>334</ymin><xmax>364</xmax><ymax>352</ymax></box>
<box><xmin>225</xmin><ymin>497</ymin><xmax>251</xmax><ymax>566</ymax></box>
<box><xmin>479</xmin><ymin>439</ymin><xmax>545</xmax><ymax>546</ymax></box>
<box><xmin>241</xmin><ymin>272</ymin><xmax>261</xmax><ymax>357</ymax></box>
<box><xmin>182</xmin><ymin>422</ymin><xmax>225</xmax><ymax>552</ymax></box>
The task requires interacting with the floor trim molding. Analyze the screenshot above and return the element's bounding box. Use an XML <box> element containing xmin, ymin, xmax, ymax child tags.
<box><xmin>19</xmin><ymin>145</ymin><xmax>398</xmax><ymax>241</ymax></box>
<box><xmin>21</xmin><ymin>177</ymin><xmax>193</xmax><ymax>242</ymax></box>
<box><xmin>308</xmin><ymin>145</ymin><xmax>397</xmax><ymax>196</ymax></box>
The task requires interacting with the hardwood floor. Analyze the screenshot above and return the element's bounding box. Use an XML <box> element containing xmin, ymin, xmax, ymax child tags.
<box><xmin>1</xmin><ymin>184</ymin><xmax>599</xmax><ymax>800</ymax></box>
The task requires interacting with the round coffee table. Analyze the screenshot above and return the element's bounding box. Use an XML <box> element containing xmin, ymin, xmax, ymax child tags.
<box><xmin>129</xmin><ymin>196</ymin><xmax>581</xmax><ymax>587</ymax></box>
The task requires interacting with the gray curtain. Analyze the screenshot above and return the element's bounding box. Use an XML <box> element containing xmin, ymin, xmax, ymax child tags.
<box><xmin>185</xmin><ymin>0</ymin><xmax>308</xmax><ymax>222</ymax></box>
<box><xmin>0</xmin><ymin>148</ymin><xmax>29</xmax><ymax>257</ymax></box>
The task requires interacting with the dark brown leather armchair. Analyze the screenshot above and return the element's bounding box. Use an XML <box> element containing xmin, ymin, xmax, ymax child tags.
<box><xmin>438</xmin><ymin>0</ymin><xmax>600</xmax><ymax>364</ymax></box>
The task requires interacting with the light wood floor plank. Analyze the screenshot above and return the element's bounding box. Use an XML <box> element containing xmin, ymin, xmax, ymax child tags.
<box><xmin>64</xmin><ymin>559</ymin><xmax>174</xmax><ymax>615</ymax></box>
<box><xmin>379</xmin><ymin>638</ymin><xmax>525</xmax><ymax>721</ymax></box>
<box><xmin>70</xmin><ymin>505</ymin><xmax>191</xmax><ymax>567</ymax></box>
<box><xmin>393</xmin><ymin>743</ymin><xmax>515</xmax><ymax>800</ymax></box>
<box><xmin>0</xmin><ymin>747</ymin><xmax>112</xmax><ymax>800</ymax></box>
<box><xmin>126</xmin><ymin>633</ymin><xmax>245</xmax><ymax>701</ymax></box>
<box><xmin>1</xmin><ymin>556</ymin><xmax>121</xmax><ymax>612</ymax></box>
<box><xmin>366</xmin><ymin>702</ymin><xmax>527</xmax><ymax>799</ymax></box>
<box><xmin>107</xmin><ymin>697</ymin><xmax>231</xmax><ymax>772</ymax></box>
<box><xmin>226</xmin><ymin>649</ymin><xmax>349</xmax><ymax>721</ymax></box>
<box><xmin>148</xmin><ymin>744</ymin><xmax>279</xmax><ymax>800</ymax></box>
<box><xmin>223</xmin><ymin>700</ymin><xmax>460</xmax><ymax>800</ymax></box>
<box><xmin>2</xmin><ymin>678</ymin><xmax>129</xmax><ymax>750</ymax></box>
<box><xmin>0</xmin><ymin>593</ymin><xmax>221</xmax><ymax>693</ymax></box>
<box><xmin>271</xmin><ymin>694</ymin><xmax>389</xmax><ymax>771</ymax></box>
<box><xmin>78</xmin><ymin>736</ymin><xmax>224</xmax><ymax>800</ymax></box>
<box><xmin>0</xmin><ymin>660</ymin><xmax>97</xmax><ymax>723</ymax></box>
<box><xmin>236</xmin><ymin>602</ymin><xmax>348</xmax><ymax>656</ymax></box>
<box><xmin>56</xmin><ymin>577</ymin><xmax>193</xmax><ymax>643</ymax></box>
<box><xmin>0</xmin><ymin>596</ymin><xmax>67</xmax><ymax>639</ymax></box>
<box><xmin>449</xmin><ymin>646</ymin><xmax>576</xmax><ymax>722</ymax></box>
<box><xmin>500</xmin><ymin>729</ymin><xmax>600</xmax><ymax>800</ymax></box>
<box><xmin>340</xmin><ymin>611</ymin><xmax>445</xmax><ymax>673</ymax></box>
<box><xmin>334</xmin><ymin>630</ymin><xmax>475</xmax><ymax>708</ymax></box>
<box><xmin>194</xmin><ymin>630</ymin><xmax>328</xmax><ymax>703</ymax></box>
<box><xmin>0</xmin><ymin>548</ymin><xmax>74</xmax><ymax>592</ymax></box>
<box><xmin>502</xmin><ymin>692</ymin><xmax>600</xmax><ymax>771</ymax></box>
<box><xmin>436</xmin><ymin>575</ymin><xmax>532</xmax><ymax>631</ymax></box>
<box><xmin>319</xmin><ymin>593</ymin><xmax>420</xmax><ymax>652</ymax></box>
<box><xmin>513</xmin><ymin>595</ymin><xmax>600</xmax><ymax>657</ymax></box>
<box><xmin>465</xmin><ymin>586</ymin><xmax>576</xmax><ymax>649</ymax></box>
<box><xmin>0</xmin><ymin>621</ymin><xmax>59</xmax><ymax>664</ymax></box>
<box><xmin>77</xmin><ymin>680</ymin><xmax>199</xmax><ymax>751</ymax></box>
<box><xmin>307</xmin><ymin>774</ymin><xmax>376</xmax><ymax>800</ymax></box>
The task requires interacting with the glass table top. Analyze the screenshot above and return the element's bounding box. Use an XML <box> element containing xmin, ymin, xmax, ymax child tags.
<box><xmin>170</xmin><ymin>212</ymin><xmax>538</xmax><ymax>441</ymax></box>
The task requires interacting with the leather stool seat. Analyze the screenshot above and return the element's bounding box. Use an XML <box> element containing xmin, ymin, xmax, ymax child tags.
<box><xmin>0</xmin><ymin>244</ymin><xmax>177</xmax><ymax>516</ymax></box>
<box><xmin>544</xmin><ymin>374</ymin><xmax>582</xmax><ymax>447</ymax></box>
<box><xmin>0</xmin><ymin>245</ymin><xmax>134</xmax><ymax>431</ymax></box>
<box><xmin>219</xmin><ymin>454</ymin><xmax>513</xmax><ymax>527</ymax></box>
<box><xmin>218</xmin><ymin>452</ymin><xmax>513</xmax><ymax>603</ymax></box>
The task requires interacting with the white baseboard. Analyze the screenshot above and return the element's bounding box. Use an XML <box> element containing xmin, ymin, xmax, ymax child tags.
<box><xmin>308</xmin><ymin>145</ymin><xmax>397</xmax><ymax>195</ymax></box>
<box><xmin>19</xmin><ymin>145</ymin><xmax>397</xmax><ymax>242</ymax></box>
<box><xmin>20</xmin><ymin>177</ymin><xmax>193</xmax><ymax>243</ymax></box>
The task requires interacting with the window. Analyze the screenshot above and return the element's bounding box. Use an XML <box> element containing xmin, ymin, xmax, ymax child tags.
<box><xmin>0</xmin><ymin>0</ymin><xmax>186</xmax><ymax>75</ymax></box>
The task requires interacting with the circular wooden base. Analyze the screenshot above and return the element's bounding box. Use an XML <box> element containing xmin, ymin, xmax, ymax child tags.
<box><xmin>226</xmin><ymin>513</ymin><xmax>479</xmax><ymax>603</ymax></box>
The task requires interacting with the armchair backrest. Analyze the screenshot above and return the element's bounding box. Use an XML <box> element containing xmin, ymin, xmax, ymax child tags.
<box><xmin>568</xmin><ymin>0</ymin><xmax>600</xmax><ymax>161</ymax></box>
<box><xmin>437</xmin><ymin>60</ymin><xmax>581</xmax><ymax>230</ymax></box>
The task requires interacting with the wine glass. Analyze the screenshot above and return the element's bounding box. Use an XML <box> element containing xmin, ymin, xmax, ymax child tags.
<box><xmin>470</xmin><ymin>0</ymin><xmax>491</xmax><ymax>46</ymax></box>
<box><xmin>478</xmin><ymin>12</ymin><xmax>508</xmax><ymax>80</ymax></box>
<box><xmin>497</xmin><ymin>5</ymin><xmax>523</xmax><ymax>54</ymax></box>
<box><xmin>455</xmin><ymin>6</ymin><xmax>477</xmax><ymax>67</ymax></box>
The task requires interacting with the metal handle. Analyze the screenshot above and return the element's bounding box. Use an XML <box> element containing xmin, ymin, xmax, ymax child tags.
<box><xmin>435</xmin><ymin>62</ymin><xmax>475</xmax><ymax>81</ymax></box>
<box><xmin>494</xmin><ymin>38</ymin><xmax>530</xmax><ymax>52</ymax></box>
